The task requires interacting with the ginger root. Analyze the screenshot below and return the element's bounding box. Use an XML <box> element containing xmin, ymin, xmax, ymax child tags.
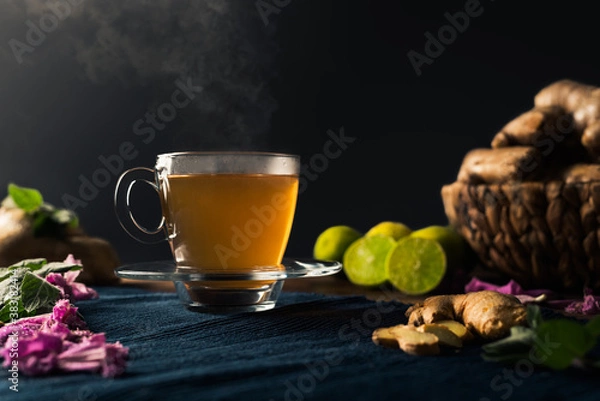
<box><xmin>372</xmin><ymin>322</ymin><xmax>467</xmax><ymax>355</ymax></box>
<box><xmin>491</xmin><ymin>106</ymin><xmax>573</xmax><ymax>148</ymax></box>
<box><xmin>416</xmin><ymin>324</ymin><xmax>463</xmax><ymax>348</ymax></box>
<box><xmin>0</xmin><ymin>205</ymin><xmax>120</xmax><ymax>285</ymax></box>
<box><xmin>405</xmin><ymin>291</ymin><xmax>527</xmax><ymax>340</ymax></box>
<box><xmin>371</xmin><ymin>327</ymin><xmax>400</xmax><ymax>349</ymax></box>
<box><xmin>435</xmin><ymin>320</ymin><xmax>475</xmax><ymax>342</ymax></box>
<box><xmin>376</xmin><ymin>325</ymin><xmax>441</xmax><ymax>355</ymax></box>
<box><xmin>456</xmin><ymin>147</ymin><xmax>542</xmax><ymax>184</ymax></box>
<box><xmin>534</xmin><ymin>79</ymin><xmax>600</xmax><ymax>160</ymax></box>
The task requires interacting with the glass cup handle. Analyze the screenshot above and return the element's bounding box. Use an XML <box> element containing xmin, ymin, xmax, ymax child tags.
<box><xmin>114</xmin><ymin>167</ymin><xmax>166</xmax><ymax>244</ymax></box>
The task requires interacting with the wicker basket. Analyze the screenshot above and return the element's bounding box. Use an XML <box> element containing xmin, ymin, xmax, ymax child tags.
<box><xmin>441</xmin><ymin>179</ymin><xmax>600</xmax><ymax>292</ymax></box>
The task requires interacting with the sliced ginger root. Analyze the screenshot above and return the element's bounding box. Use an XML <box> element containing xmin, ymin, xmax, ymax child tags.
<box><xmin>417</xmin><ymin>324</ymin><xmax>462</xmax><ymax>348</ymax></box>
<box><xmin>405</xmin><ymin>290</ymin><xmax>527</xmax><ymax>340</ymax></box>
<box><xmin>372</xmin><ymin>325</ymin><xmax>440</xmax><ymax>355</ymax></box>
<box><xmin>372</xmin><ymin>291</ymin><xmax>526</xmax><ymax>355</ymax></box>
<box><xmin>388</xmin><ymin>325</ymin><xmax>440</xmax><ymax>356</ymax></box>
<box><xmin>372</xmin><ymin>324</ymin><xmax>460</xmax><ymax>355</ymax></box>
<box><xmin>372</xmin><ymin>327</ymin><xmax>400</xmax><ymax>349</ymax></box>
<box><xmin>435</xmin><ymin>320</ymin><xmax>475</xmax><ymax>342</ymax></box>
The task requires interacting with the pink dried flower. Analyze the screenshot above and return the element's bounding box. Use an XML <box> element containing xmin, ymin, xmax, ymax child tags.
<box><xmin>63</xmin><ymin>254</ymin><xmax>82</xmax><ymax>265</ymax></box>
<box><xmin>57</xmin><ymin>333</ymin><xmax>129</xmax><ymax>378</ymax></box>
<box><xmin>464</xmin><ymin>278</ymin><xmax>552</xmax><ymax>297</ymax></box>
<box><xmin>65</xmin><ymin>270</ymin><xmax>99</xmax><ymax>300</ymax></box>
<box><xmin>0</xmin><ymin>300</ymin><xmax>128</xmax><ymax>377</ymax></box>
<box><xmin>0</xmin><ymin>315</ymin><xmax>48</xmax><ymax>344</ymax></box>
<box><xmin>46</xmin><ymin>266</ymin><xmax>98</xmax><ymax>301</ymax></box>
<box><xmin>51</xmin><ymin>299</ymin><xmax>87</xmax><ymax>329</ymax></box>
<box><xmin>1</xmin><ymin>331</ymin><xmax>62</xmax><ymax>375</ymax></box>
<box><xmin>565</xmin><ymin>288</ymin><xmax>600</xmax><ymax>315</ymax></box>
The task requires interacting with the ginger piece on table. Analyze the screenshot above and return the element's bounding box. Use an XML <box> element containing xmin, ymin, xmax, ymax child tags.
<box><xmin>372</xmin><ymin>327</ymin><xmax>400</xmax><ymax>349</ymax></box>
<box><xmin>388</xmin><ymin>325</ymin><xmax>441</xmax><ymax>356</ymax></box>
<box><xmin>434</xmin><ymin>320</ymin><xmax>475</xmax><ymax>343</ymax></box>
<box><xmin>405</xmin><ymin>291</ymin><xmax>527</xmax><ymax>341</ymax></box>
<box><xmin>0</xmin><ymin>206</ymin><xmax>120</xmax><ymax>285</ymax></box>
<box><xmin>416</xmin><ymin>323</ymin><xmax>463</xmax><ymax>348</ymax></box>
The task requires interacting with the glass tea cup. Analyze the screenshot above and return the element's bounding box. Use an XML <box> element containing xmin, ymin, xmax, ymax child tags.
<box><xmin>114</xmin><ymin>152</ymin><xmax>300</xmax><ymax>312</ymax></box>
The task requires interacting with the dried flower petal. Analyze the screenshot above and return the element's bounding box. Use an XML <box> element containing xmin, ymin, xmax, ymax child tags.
<box><xmin>65</xmin><ymin>270</ymin><xmax>99</xmax><ymax>300</ymax></box>
<box><xmin>46</xmin><ymin>272</ymin><xmax>71</xmax><ymax>298</ymax></box>
<box><xmin>45</xmin><ymin>269</ymin><xmax>98</xmax><ymax>301</ymax></box>
<box><xmin>63</xmin><ymin>254</ymin><xmax>82</xmax><ymax>265</ymax></box>
<box><xmin>564</xmin><ymin>287</ymin><xmax>600</xmax><ymax>315</ymax></box>
<box><xmin>0</xmin><ymin>300</ymin><xmax>128</xmax><ymax>377</ymax></box>
<box><xmin>0</xmin><ymin>315</ymin><xmax>49</xmax><ymax>344</ymax></box>
<box><xmin>57</xmin><ymin>333</ymin><xmax>129</xmax><ymax>378</ymax></box>
<box><xmin>51</xmin><ymin>299</ymin><xmax>87</xmax><ymax>329</ymax></box>
<box><xmin>1</xmin><ymin>331</ymin><xmax>62</xmax><ymax>375</ymax></box>
<box><xmin>464</xmin><ymin>277</ymin><xmax>552</xmax><ymax>297</ymax></box>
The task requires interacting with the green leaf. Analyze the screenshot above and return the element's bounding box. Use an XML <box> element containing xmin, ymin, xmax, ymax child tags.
<box><xmin>35</xmin><ymin>261</ymin><xmax>82</xmax><ymax>278</ymax></box>
<box><xmin>20</xmin><ymin>272</ymin><xmax>60</xmax><ymax>313</ymax></box>
<box><xmin>0</xmin><ymin>268</ymin><xmax>11</xmax><ymax>282</ymax></box>
<box><xmin>585</xmin><ymin>316</ymin><xmax>600</xmax><ymax>338</ymax></box>
<box><xmin>8</xmin><ymin>258</ymin><xmax>48</xmax><ymax>270</ymax></box>
<box><xmin>481</xmin><ymin>351</ymin><xmax>531</xmax><ymax>364</ymax></box>
<box><xmin>527</xmin><ymin>304</ymin><xmax>543</xmax><ymax>330</ymax></box>
<box><xmin>8</xmin><ymin>183</ymin><xmax>43</xmax><ymax>212</ymax></box>
<box><xmin>51</xmin><ymin>208</ymin><xmax>79</xmax><ymax>227</ymax></box>
<box><xmin>0</xmin><ymin>268</ymin><xmax>27</xmax><ymax>304</ymax></box>
<box><xmin>0</xmin><ymin>299</ymin><xmax>25</xmax><ymax>323</ymax></box>
<box><xmin>482</xmin><ymin>326</ymin><xmax>536</xmax><ymax>356</ymax></box>
<box><xmin>535</xmin><ymin>319</ymin><xmax>597</xmax><ymax>370</ymax></box>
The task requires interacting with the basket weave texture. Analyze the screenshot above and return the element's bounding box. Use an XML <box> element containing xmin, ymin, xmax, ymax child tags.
<box><xmin>442</xmin><ymin>180</ymin><xmax>600</xmax><ymax>291</ymax></box>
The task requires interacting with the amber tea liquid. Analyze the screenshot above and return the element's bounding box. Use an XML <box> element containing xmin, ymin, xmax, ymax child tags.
<box><xmin>161</xmin><ymin>174</ymin><xmax>298</xmax><ymax>274</ymax></box>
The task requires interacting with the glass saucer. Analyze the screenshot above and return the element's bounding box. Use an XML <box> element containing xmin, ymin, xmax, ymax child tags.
<box><xmin>115</xmin><ymin>258</ymin><xmax>342</xmax><ymax>313</ymax></box>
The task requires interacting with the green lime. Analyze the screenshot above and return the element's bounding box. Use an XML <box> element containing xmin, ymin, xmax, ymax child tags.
<box><xmin>410</xmin><ymin>225</ymin><xmax>466</xmax><ymax>268</ymax></box>
<box><xmin>313</xmin><ymin>225</ymin><xmax>362</xmax><ymax>262</ymax></box>
<box><xmin>365</xmin><ymin>221</ymin><xmax>412</xmax><ymax>241</ymax></box>
<box><xmin>342</xmin><ymin>235</ymin><xmax>396</xmax><ymax>286</ymax></box>
<box><xmin>385</xmin><ymin>237</ymin><xmax>447</xmax><ymax>295</ymax></box>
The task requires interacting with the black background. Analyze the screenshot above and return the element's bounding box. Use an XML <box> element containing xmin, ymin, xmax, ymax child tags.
<box><xmin>1</xmin><ymin>0</ymin><xmax>599</xmax><ymax>264</ymax></box>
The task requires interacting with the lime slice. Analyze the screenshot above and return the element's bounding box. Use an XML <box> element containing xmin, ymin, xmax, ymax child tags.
<box><xmin>385</xmin><ymin>237</ymin><xmax>447</xmax><ymax>295</ymax></box>
<box><xmin>365</xmin><ymin>221</ymin><xmax>412</xmax><ymax>241</ymax></box>
<box><xmin>342</xmin><ymin>235</ymin><xmax>396</xmax><ymax>286</ymax></box>
<box><xmin>410</xmin><ymin>225</ymin><xmax>466</xmax><ymax>268</ymax></box>
<box><xmin>313</xmin><ymin>225</ymin><xmax>362</xmax><ymax>262</ymax></box>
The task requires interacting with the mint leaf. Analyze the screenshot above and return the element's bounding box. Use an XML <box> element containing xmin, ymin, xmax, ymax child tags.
<box><xmin>20</xmin><ymin>272</ymin><xmax>60</xmax><ymax>313</ymax></box>
<box><xmin>52</xmin><ymin>208</ymin><xmax>79</xmax><ymax>227</ymax></box>
<box><xmin>527</xmin><ymin>304</ymin><xmax>543</xmax><ymax>330</ymax></box>
<box><xmin>482</xmin><ymin>326</ymin><xmax>536</xmax><ymax>362</ymax></box>
<box><xmin>8</xmin><ymin>183</ymin><xmax>43</xmax><ymax>212</ymax></box>
<box><xmin>0</xmin><ymin>268</ymin><xmax>27</xmax><ymax>304</ymax></box>
<box><xmin>535</xmin><ymin>319</ymin><xmax>597</xmax><ymax>370</ymax></box>
<box><xmin>9</xmin><ymin>258</ymin><xmax>48</xmax><ymax>270</ymax></box>
<box><xmin>6</xmin><ymin>184</ymin><xmax>79</xmax><ymax>237</ymax></box>
<box><xmin>35</xmin><ymin>261</ymin><xmax>82</xmax><ymax>278</ymax></box>
<box><xmin>585</xmin><ymin>316</ymin><xmax>600</xmax><ymax>338</ymax></box>
<box><xmin>0</xmin><ymin>298</ymin><xmax>25</xmax><ymax>322</ymax></box>
<box><xmin>0</xmin><ymin>268</ymin><xmax>11</xmax><ymax>282</ymax></box>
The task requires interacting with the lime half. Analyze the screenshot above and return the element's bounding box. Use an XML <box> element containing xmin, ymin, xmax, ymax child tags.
<box><xmin>410</xmin><ymin>225</ymin><xmax>466</xmax><ymax>268</ymax></box>
<box><xmin>342</xmin><ymin>235</ymin><xmax>396</xmax><ymax>286</ymax></box>
<box><xmin>385</xmin><ymin>237</ymin><xmax>447</xmax><ymax>295</ymax></box>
